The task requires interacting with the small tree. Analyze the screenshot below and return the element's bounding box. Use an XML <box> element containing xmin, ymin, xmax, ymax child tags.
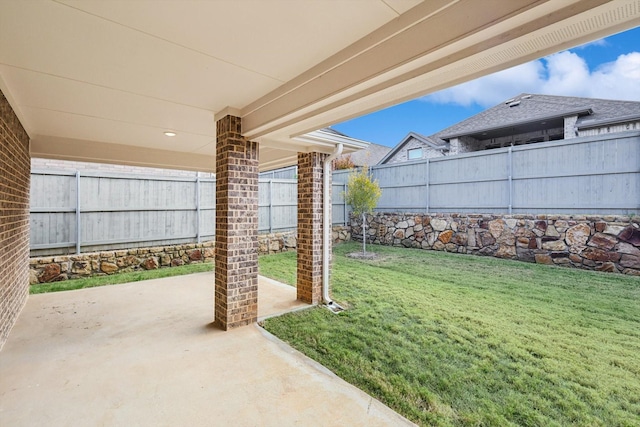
<box><xmin>344</xmin><ymin>165</ymin><xmax>381</xmax><ymax>254</ymax></box>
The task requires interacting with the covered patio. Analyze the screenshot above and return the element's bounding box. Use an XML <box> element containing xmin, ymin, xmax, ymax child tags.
<box><xmin>1</xmin><ymin>1</ymin><xmax>639</xmax><ymax>424</ymax></box>
<box><xmin>0</xmin><ymin>274</ymin><xmax>414</xmax><ymax>426</ymax></box>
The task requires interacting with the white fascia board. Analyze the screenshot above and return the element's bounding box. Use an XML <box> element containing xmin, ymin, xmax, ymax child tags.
<box><xmin>293</xmin><ymin>129</ymin><xmax>369</xmax><ymax>154</ymax></box>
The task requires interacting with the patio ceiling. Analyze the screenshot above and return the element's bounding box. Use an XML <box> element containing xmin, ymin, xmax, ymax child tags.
<box><xmin>1</xmin><ymin>0</ymin><xmax>638</xmax><ymax>172</ymax></box>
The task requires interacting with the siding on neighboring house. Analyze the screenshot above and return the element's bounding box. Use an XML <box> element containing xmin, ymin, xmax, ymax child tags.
<box><xmin>385</xmin><ymin>136</ymin><xmax>445</xmax><ymax>164</ymax></box>
<box><xmin>579</xmin><ymin>120</ymin><xmax>640</xmax><ymax>137</ymax></box>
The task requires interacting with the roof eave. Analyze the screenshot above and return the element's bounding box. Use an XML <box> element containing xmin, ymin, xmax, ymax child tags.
<box><xmin>577</xmin><ymin>113</ymin><xmax>640</xmax><ymax>130</ymax></box>
<box><xmin>293</xmin><ymin>129</ymin><xmax>370</xmax><ymax>153</ymax></box>
<box><xmin>439</xmin><ymin>108</ymin><xmax>593</xmax><ymax>140</ymax></box>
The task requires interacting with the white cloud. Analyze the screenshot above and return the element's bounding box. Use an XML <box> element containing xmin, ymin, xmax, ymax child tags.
<box><xmin>541</xmin><ymin>51</ymin><xmax>591</xmax><ymax>95</ymax></box>
<box><xmin>424</xmin><ymin>51</ymin><xmax>640</xmax><ymax>107</ymax></box>
<box><xmin>425</xmin><ymin>61</ymin><xmax>544</xmax><ymax>107</ymax></box>
<box><xmin>575</xmin><ymin>38</ymin><xmax>608</xmax><ymax>49</ymax></box>
<box><xmin>586</xmin><ymin>52</ymin><xmax>640</xmax><ymax>99</ymax></box>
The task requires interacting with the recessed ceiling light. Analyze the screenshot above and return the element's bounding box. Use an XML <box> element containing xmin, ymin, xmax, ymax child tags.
<box><xmin>164</xmin><ymin>131</ymin><xmax>177</xmax><ymax>137</ymax></box>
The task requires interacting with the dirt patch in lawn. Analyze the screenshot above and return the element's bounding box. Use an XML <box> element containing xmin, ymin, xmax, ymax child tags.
<box><xmin>346</xmin><ymin>252</ymin><xmax>380</xmax><ymax>260</ymax></box>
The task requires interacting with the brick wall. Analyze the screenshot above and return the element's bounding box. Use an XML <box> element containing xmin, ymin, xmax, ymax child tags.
<box><xmin>1</xmin><ymin>89</ymin><xmax>30</xmax><ymax>349</ymax></box>
<box><xmin>564</xmin><ymin>115</ymin><xmax>579</xmax><ymax>139</ymax></box>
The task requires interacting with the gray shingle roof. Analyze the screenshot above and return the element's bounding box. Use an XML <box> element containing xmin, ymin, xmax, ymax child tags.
<box><xmin>339</xmin><ymin>142</ymin><xmax>390</xmax><ymax>166</ymax></box>
<box><xmin>436</xmin><ymin>93</ymin><xmax>640</xmax><ymax>139</ymax></box>
<box><xmin>322</xmin><ymin>127</ymin><xmax>350</xmax><ymax>137</ymax></box>
<box><xmin>378</xmin><ymin>132</ymin><xmax>448</xmax><ymax>164</ymax></box>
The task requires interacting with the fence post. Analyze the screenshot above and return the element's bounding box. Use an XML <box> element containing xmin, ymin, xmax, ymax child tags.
<box><xmin>343</xmin><ymin>182</ymin><xmax>348</xmax><ymax>226</ymax></box>
<box><xmin>508</xmin><ymin>146</ymin><xmax>513</xmax><ymax>214</ymax></box>
<box><xmin>269</xmin><ymin>179</ymin><xmax>273</xmax><ymax>233</ymax></box>
<box><xmin>75</xmin><ymin>170</ymin><xmax>81</xmax><ymax>254</ymax></box>
<box><xmin>425</xmin><ymin>158</ymin><xmax>430</xmax><ymax>213</ymax></box>
<box><xmin>196</xmin><ymin>176</ymin><xmax>201</xmax><ymax>243</ymax></box>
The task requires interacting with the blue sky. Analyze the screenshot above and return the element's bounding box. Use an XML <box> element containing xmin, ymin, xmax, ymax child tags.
<box><xmin>332</xmin><ymin>26</ymin><xmax>640</xmax><ymax>148</ymax></box>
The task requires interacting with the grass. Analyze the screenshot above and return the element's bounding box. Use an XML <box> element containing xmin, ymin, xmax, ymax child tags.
<box><xmin>258</xmin><ymin>250</ymin><xmax>297</xmax><ymax>286</ymax></box>
<box><xmin>261</xmin><ymin>242</ymin><xmax>640</xmax><ymax>427</ymax></box>
<box><xmin>30</xmin><ymin>262</ymin><xmax>212</xmax><ymax>294</ymax></box>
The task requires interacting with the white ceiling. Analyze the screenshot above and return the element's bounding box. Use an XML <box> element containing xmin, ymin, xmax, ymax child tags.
<box><xmin>1</xmin><ymin>0</ymin><xmax>638</xmax><ymax>171</ymax></box>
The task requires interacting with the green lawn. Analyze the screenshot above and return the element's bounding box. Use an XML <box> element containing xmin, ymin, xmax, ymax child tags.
<box><xmin>261</xmin><ymin>242</ymin><xmax>640</xmax><ymax>427</ymax></box>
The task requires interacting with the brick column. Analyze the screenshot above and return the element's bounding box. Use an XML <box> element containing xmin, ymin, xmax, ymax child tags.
<box><xmin>214</xmin><ymin>115</ymin><xmax>259</xmax><ymax>330</ymax></box>
<box><xmin>297</xmin><ymin>152</ymin><xmax>328</xmax><ymax>304</ymax></box>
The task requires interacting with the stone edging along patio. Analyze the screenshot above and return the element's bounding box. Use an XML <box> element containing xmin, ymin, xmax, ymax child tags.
<box><xmin>350</xmin><ymin>213</ymin><xmax>640</xmax><ymax>276</ymax></box>
<box><xmin>29</xmin><ymin>226</ymin><xmax>351</xmax><ymax>284</ymax></box>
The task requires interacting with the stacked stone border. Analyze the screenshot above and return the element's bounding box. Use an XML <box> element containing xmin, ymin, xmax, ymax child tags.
<box><xmin>29</xmin><ymin>227</ymin><xmax>351</xmax><ymax>284</ymax></box>
<box><xmin>350</xmin><ymin>213</ymin><xmax>640</xmax><ymax>276</ymax></box>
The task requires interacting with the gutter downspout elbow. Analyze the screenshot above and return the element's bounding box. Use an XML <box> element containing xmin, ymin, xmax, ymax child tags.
<box><xmin>323</xmin><ymin>143</ymin><xmax>343</xmax><ymax>305</ymax></box>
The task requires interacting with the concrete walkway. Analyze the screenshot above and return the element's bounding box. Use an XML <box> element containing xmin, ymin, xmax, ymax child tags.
<box><xmin>0</xmin><ymin>273</ymin><xmax>414</xmax><ymax>426</ymax></box>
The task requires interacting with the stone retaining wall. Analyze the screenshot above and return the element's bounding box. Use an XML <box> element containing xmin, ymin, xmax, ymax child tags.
<box><xmin>350</xmin><ymin>213</ymin><xmax>640</xmax><ymax>275</ymax></box>
<box><xmin>30</xmin><ymin>227</ymin><xmax>351</xmax><ymax>284</ymax></box>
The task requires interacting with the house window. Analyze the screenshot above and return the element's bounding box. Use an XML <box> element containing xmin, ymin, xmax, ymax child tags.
<box><xmin>407</xmin><ymin>148</ymin><xmax>423</xmax><ymax>160</ymax></box>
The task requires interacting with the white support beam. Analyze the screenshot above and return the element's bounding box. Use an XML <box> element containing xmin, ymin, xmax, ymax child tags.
<box><xmin>30</xmin><ymin>136</ymin><xmax>216</xmax><ymax>173</ymax></box>
<box><xmin>243</xmin><ymin>0</ymin><xmax>639</xmax><ymax>142</ymax></box>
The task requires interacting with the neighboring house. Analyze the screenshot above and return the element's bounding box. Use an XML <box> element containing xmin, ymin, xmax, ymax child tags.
<box><xmin>380</xmin><ymin>93</ymin><xmax>640</xmax><ymax>164</ymax></box>
<box><xmin>380</xmin><ymin>132</ymin><xmax>449</xmax><ymax>163</ymax></box>
<box><xmin>260</xmin><ymin>128</ymin><xmax>387</xmax><ymax>176</ymax></box>
<box><xmin>327</xmin><ymin>127</ymin><xmax>391</xmax><ymax>167</ymax></box>
<box><xmin>338</xmin><ymin>142</ymin><xmax>391</xmax><ymax>167</ymax></box>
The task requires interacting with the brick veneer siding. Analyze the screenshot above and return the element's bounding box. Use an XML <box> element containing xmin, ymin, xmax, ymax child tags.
<box><xmin>214</xmin><ymin>115</ymin><xmax>259</xmax><ymax>330</ymax></box>
<box><xmin>1</xmin><ymin>90</ymin><xmax>30</xmax><ymax>350</ymax></box>
<box><xmin>297</xmin><ymin>152</ymin><xmax>328</xmax><ymax>304</ymax></box>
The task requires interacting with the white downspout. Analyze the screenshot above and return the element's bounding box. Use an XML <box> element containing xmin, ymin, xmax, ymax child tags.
<box><xmin>323</xmin><ymin>143</ymin><xmax>343</xmax><ymax>305</ymax></box>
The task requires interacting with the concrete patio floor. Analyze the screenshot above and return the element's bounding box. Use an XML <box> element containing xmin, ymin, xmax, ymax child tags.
<box><xmin>0</xmin><ymin>273</ymin><xmax>414</xmax><ymax>426</ymax></box>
